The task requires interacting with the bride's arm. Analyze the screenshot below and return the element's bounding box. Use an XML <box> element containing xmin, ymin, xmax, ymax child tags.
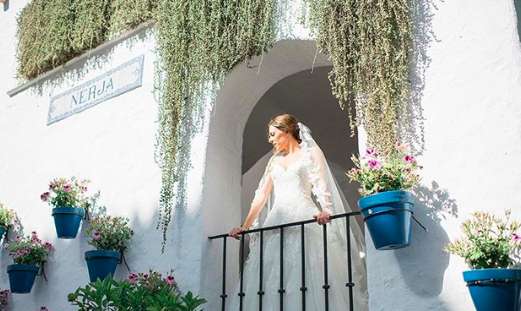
<box><xmin>309</xmin><ymin>146</ymin><xmax>333</xmax><ymax>224</ymax></box>
<box><xmin>229</xmin><ymin>158</ymin><xmax>274</xmax><ymax>238</ymax></box>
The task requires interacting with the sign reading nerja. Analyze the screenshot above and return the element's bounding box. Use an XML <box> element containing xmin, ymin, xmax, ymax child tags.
<box><xmin>47</xmin><ymin>55</ymin><xmax>144</xmax><ymax>125</ymax></box>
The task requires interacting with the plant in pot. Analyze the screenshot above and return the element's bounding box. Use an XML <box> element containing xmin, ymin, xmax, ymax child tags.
<box><xmin>6</xmin><ymin>231</ymin><xmax>53</xmax><ymax>293</ymax></box>
<box><xmin>0</xmin><ymin>202</ymin><xmax>19</xmax><ymax>241</ymax></box>
<box><xmin>446</xmin><ymin>210</ymin><xmax>521</xmax><ymax>311</ymax></box>
<box><xmin>84</xmin><ymin>215</ymin><xmax>133</xmax><ymax>282</ymax></box>
<box><xmin>347</xmin><ymin>143</ymin><xmax>421</xmax><ymax>250</ymax></box>
<box><xmin>41</xmin><ymin>177</ymin><xmax>91</xmax><ymax>239</ymax></box>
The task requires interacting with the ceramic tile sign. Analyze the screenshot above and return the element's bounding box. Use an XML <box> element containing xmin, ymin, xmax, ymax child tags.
<box><xmin>47</xmin><ymin>55</ymin><xmax>144</xmax><ymax>125</ymax></box>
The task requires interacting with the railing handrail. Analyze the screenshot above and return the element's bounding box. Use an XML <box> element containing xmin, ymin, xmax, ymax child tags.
<box><xmin>208</xmin><ymin>211</ymin><xmax>361</xmax><ymax>240</ymax></box>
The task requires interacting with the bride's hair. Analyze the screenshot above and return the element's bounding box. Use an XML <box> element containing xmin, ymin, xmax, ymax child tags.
<box><xmin>268</xmin><ymin>114</ymin><xmax>302</xmax><ymax>144</ymax></box>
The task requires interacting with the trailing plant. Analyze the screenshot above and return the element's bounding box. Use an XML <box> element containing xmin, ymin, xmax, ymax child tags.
<box><xmin>16</xmin><ymin>0</ymin><xmax>155</xmax><ymax>80</ymax></box>
<box><xmin>347</xmin><ymin>143</ymin><xmax>421</xmax><ymax>196</ymax></box>
<box><xmin>6</xmin><ymin>231</ymin><xmax>54</xmax><ymax>266</ymax></box>
<box><xmin>68</xmin><ymin>270</ymin><xmax>206</xmax><ymax>310</ymax></box>
<box><xmin>305</xmin><ymin>0</ymin><xmax>413</xmax><ymax>154</ymax></box>
<box><xmin>446</xmin><ymin>210</ymin><xmax>521</xmax><ymax>269</ymax></box>
<box><xmin>154</xmin><ymin>0</ymin><xmax>276</xmax><ymax>250</ymax></box>
<box><xmin>0</xmin><ymin>202</ymin><xmax>18</xmax><ymax>230</ymax></box>
<box><xmin>86</xmin><ymin>215</ymin><xmax>133</xmax><ymax>252</ymax></box>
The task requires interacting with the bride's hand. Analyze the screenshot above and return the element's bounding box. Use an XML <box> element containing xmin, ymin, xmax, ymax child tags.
<box><xmin>229</xmin><ymin>226</ymin><xmax>246</xmax><ymax>239</ymax></box>
<box><xmin>314</xmin><ymin>210</ymin><xmax>331</xmax><ymax>225</ymax></box>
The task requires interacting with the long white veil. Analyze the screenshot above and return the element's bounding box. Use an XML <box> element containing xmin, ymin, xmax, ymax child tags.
<box><xmin>251</xmin><ymin>121</ymin><xmax>366</xmax><ymax>279</ymax></box>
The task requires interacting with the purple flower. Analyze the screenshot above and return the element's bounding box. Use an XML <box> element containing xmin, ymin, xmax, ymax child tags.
<box><xmin>165</xmin><ymin>275</ymin><xmax>175</xmax><ymax>285</ymax></box>
<box><xmin>368</xmin><ymin>159</ymin><xmax>381</xmax><ymax>170</ymax></box>
<box><xmin>128</xmin><ymin>272</ymin><xmax>138</xmax><ymax>284</ymax></box>
<box><xmin>40</xmin><ymin>192</ymin><xmax>50</xmax><ymax>202</ymax></box>
<box><xmin>92</xmin><ymin>231</ymin><xmax>101</xmax><ymax>241</ymax></box>
<box><xmin>404</xmin><ymin>155</ymin><xmax>416</xmax><ymax>164</ymax></box>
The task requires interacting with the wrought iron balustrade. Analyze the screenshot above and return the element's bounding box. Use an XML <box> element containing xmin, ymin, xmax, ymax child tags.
<box><xmin>209</xmin><ymin>211</ymin><xmax>362</xmax><ymax>311</ymax></box>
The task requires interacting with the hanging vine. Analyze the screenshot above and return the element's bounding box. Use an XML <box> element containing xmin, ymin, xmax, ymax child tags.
<box><xmin>154</xmin><ymin>0</ymin><xmax>276</xmax><ymax>251</ymax></box>
<box><xmin>305</xmin><ymin>0</ymin><xmax>413</xmax><ymax>154</ymax></box>
<box><xmin>16</xmin><ymin>0</ymin><xmax>413</xmax><ymax>250</ymax></box>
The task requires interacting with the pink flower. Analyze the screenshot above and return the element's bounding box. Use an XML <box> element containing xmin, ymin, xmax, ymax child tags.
<box><xmin>128</xmin><ymin>272</ymin><xmax>138</xmax><ymax>284</ymax></box>
<box><xmin>44</xmin><ymin>242</ymin><xmax>54</xmax><ymax>251</ymax></box>
<box><xmin>395</xmin><ymin>142</ymin><xmax>409</xmax><ymax>153</ymax></box>
<box><xmin>512</xmin><ymin>233</ymin><xmax>521</xmax><ymax>242</ymax></box>
<box><xmin>40</xmin><ymin>192</ymin><xmax>50</xmax><ymax>202</ymax></box>
<box><xmin>365</xmin><ymin>148</ymin><xmax>377</xmax><ymax>158</ymax></box>
<box><xmin>63</xmin><ymin>184</ymin><xmax>72</xmax><ymax>192</ymax></box>
<box><xmin>368</xmin><ymin>159</ymin><xmax>382</xmax><ymax>170</ymax></box>
<box><xmin>404</xmin><ymin>155</ymin><xmax>416</xmax><ymax>164</ymax></box>
<box><xmin>40</xmin><ymin>307</ymin><xmax>49</xmax><ymax>311</ymax></box>
<box><xmin>165</xmin><ymin>275</ymin><xmax>175</xmax><ymax>286</ymax></box>
<box><xmin>92</xmin><ymin>231</ymin><xmax>101</xmax><ymax>241</ymax></box>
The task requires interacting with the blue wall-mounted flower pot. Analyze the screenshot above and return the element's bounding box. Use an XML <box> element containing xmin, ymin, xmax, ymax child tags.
<box><xmin>85</xmin><ymin>250</ymin><xmax>120</xmax><ymax>282</ymax></box>
<box><xmin>7</xmin><ymin>264</ymin><xmax>39</xmax><ymax>294</ymax></box>
<box><xmin>359</xmin><ymin>190</ymin><xmax>414</xmax><ymax>250</ymax></box>
<box><xmin>52</xmin><ymin>207</ymin><xmax>85</xmax><ymax>239</ymax></box>
<box><xmin>464</xmin><ymin>268</ymin><xmax>521</xmax><ymax>311</ymax></box>
<box><xmin>0</xmin><ymin>225</ymin><xmax>6</xmax><ymax>241</ymax></box>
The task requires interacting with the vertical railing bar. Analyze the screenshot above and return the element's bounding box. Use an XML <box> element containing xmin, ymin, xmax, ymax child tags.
<box><xmin>300</xmin><ymin>223</ymin><xmax>307</xmax><ymax>311</ymax></box>
<box><xmin>239</xmin><ymin>234</ymin><xmax>245</xmax><ymax>311</ymax></box>
<box><xmin>221</xmin><ymin>236</ymin><xmax>228</xmax><ymax>311</ymax></box>
<box><xmin>258</xmin><ymin>230</ymin><xmax>264</xmax><ymax>311</ymax></box>
<box><xmin>346</xmin><ymin>216</ymin><xmax>355</xmax><ymax>311</ymax></box>
<box><xmin>279</xmin><ymin>227</ymin><xmax>285</xmax><ymax>311</ymax></box>
<box><xmin>322</xmin><ymin>223</ymin><xmax>330</xmax><ymax>311</ymax></box>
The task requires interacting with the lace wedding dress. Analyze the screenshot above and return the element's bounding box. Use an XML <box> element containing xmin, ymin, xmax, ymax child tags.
<box><xmin>229</xmin><ymin>130</ymin><xmax>367</xmax><ymax>311</ymax></box>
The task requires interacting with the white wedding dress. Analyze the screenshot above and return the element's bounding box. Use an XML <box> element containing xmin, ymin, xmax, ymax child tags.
<box><xmin>229</xmin><ymin>142</ymin><xmax>368</xmax><ymax>311</ymax></box>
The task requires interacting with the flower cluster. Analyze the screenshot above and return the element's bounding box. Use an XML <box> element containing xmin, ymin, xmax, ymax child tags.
<box><xmin>40</xmin><ymin>177</ymin><xmax>91</xmax><ymax>209</ymax></box>
<box><xmin>126</xmin><ymin>270</ymin><xmax>177</xmax><ymax>291</ymax></box>
<box><xmin>6</xmin><ymin>231</ymin><xmax>53</xmax><ymax>265</ymax></box>
<box><xmin>86</xmin><ymin>215</ymin><xmax>133</xmax><ymax>252</ymax></box>
<box><xmin>347</xmin><ymin>143</ymin><xmax>421</xmax><ymax>196</ymax></box>
<box><xmin>0</xmin><ymin>289</ymin><xmax>9</xmax><ymax>309</ymax></box>
<box><xmin>446</xmin><ymin>210</ymin><xmax>521</xmax><ymax>269</ymax></box>
<box><xmin>0</xmin><ymin>202</ymin><xmax>19</xmax><ymax>230</ymax></box>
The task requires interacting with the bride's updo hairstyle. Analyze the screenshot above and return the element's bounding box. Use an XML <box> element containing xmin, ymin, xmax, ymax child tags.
<box><xmin>268</xmin><ymin>114</ymin><xmax>302</xmax><ymax>144</ymax></box>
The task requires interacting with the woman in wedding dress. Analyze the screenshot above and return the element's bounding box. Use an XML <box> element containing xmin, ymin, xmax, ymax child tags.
<box><xmin>229</xmin><ymin>114</ymin><xmax>367</xmax><ymax>310</ymax></box>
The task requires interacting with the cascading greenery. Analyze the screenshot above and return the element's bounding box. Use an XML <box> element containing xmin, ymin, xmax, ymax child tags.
<box><xmin>305</xmin><ymin>0</ymin><xmax>412</xmax><ymax>154</ymax></box>
<box><xmin>154</xmin><ymin>0</ymin><xmax>276</xmax><ymax>251</ymax></box>
<box><xmin>16</xmin><ymin>0</ymin><xmax>413</xmax><ymax>249</ymax></box>
<box><xmin>16</xmin><ymin>0</ymin><xmax>155</xmax><ymax>79</ymax></box>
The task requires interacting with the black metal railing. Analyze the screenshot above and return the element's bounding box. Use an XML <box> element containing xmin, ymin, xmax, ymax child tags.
<box><xmin>208</xmin><ymin>211</ymin><xmax>361</xmax><ymax>311</ymax></box>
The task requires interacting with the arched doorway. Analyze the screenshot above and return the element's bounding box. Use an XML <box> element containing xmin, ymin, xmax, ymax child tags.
<box><xmin>200</xmin><ymin>39</ymin><xmax>366</xmax><ymax>308</ymax></box>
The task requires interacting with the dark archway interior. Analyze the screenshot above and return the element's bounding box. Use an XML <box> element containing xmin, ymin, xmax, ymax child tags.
<box><xmin>241</xmin><ymin>66</ymin><xmax>361</xmax><ymax>217</ymax></box>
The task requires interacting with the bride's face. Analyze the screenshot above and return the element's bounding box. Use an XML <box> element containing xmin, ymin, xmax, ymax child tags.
<box><xmin>268</xmin><ymin>125</ymin><xmax>289</xmax><ymax>153</ymax></box>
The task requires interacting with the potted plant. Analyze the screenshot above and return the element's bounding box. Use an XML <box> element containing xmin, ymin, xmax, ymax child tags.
<box><xmin>446</xmin><ymin>210</ymin><xmax>521</xmax><ymax>311</ymax></box>
<box><xmin>6</xmin><ymin>231</ymin><xmax>53</xmax><ymax>293</ymax></box>
<box><xmin>0</xmin><ymin>289</ymin><xmax>9</xmax><ymax>309</ymax></box>
<box><xmin>0</xmin><ymin>202</ymin><xmax>18</xmax><ymax>241</ymax></box>
<box><xmin>41</xmin><ymin>177</ymin><xmax>91</xmax><ymax>238</ymax></box>
<box><xmin>347</xmin><ymin>143</ymin><xmax>421</xmax><ymax>249</ymax></box>
<box><xmin>84</xmin><ymin>215</ymin><xmax>133</xmax><ymax>282</ymax></box>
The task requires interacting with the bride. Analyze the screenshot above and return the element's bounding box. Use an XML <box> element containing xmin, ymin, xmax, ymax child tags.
<box><xmin>229</xmin><ymin>114</ymin><xmax>367</xmax><ymax>310</ymax></box>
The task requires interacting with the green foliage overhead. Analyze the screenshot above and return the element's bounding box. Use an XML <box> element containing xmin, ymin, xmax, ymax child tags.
<box><xmin>16</xmin><ymin>0</ymin><xmax>155</xmax><ymax>79</ymax></box>
<box><xmin>306</xmin><ymin>0</ymin><xmax>413</xmax><ymax>154</ymax></box>
<box><xmin>154</xmin><ymin>0</ymin><xmax>276</xmax><ymax>251</ymax></box>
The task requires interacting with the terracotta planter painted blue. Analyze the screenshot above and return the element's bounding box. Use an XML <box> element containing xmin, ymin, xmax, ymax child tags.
<box><xmin>0</xmin><ymin>225</ymin><xmax>6</xmax><ymax>240</ymax></box>
<box><xmin>359</xmin><ymin>190</ymin><xmax>414</xmax><ymax>250</ymax></box>
<box><xmin>52</xmin><ymin>207</ymin><xmax>85</xmax><ymax>238</ymax></box>
<box><xmin>85</xmin><ymin>250</ymin><xmax>120</xmax><ymax>282</ymax></box>
<box><xmin>464</xmin><ymin>268</ymin><xmax>521</xmax><ymax>311</ymax></box>
<box><xmin>7</xmin><ymin>264</ymin><xmax>39</xmax><ymax>294</ymax></box>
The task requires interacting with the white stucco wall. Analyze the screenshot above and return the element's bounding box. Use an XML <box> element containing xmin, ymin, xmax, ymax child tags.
<box><xmin>1</xmin><ymin>0</ymin><xmax>521</xmax><ymax>310</ymax></box>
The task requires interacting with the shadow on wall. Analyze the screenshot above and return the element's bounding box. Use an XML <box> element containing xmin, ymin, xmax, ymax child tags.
<box><xmin>515</xmin><ymin>0</ymin><xmax>521</xmax><ymax>43</ymax></box>
<box><xmin>394</xmin><ymin>181</ymin><xmax>458</xmax><ymax>297</ymax></box>
<box><xmin>404</xmin><ymin>0</ymin><xmax>440</xmax><ymax>155</ymax></box>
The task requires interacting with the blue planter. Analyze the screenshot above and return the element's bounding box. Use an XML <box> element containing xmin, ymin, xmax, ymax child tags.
<box><xmin>52</xmin><ymin>207</ymin><xmax>85</xmax><ymax>239</ymax></box>
<box><xmin>464</xmin><ymin>268</ymin><xmax>521</xmax><ymax>311</ymax></box>
<box><xmin>0</xmin><ymin>225</ymin><xmax>6</xmax><ymax>240</ymax></box>
<box><xmin>85</xmin><ymin>250</ymin><xmax>120</xmax><ymax>282</ymax></box>
<box><xmin>7</xmin><ymin>264</ymin><xmax>39</xmax><ymax>294</ymax></box>
<box><xmin>358</xmin><ymin>190</ymin><xmax>414</xmax><ymax>250</ymax></box>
